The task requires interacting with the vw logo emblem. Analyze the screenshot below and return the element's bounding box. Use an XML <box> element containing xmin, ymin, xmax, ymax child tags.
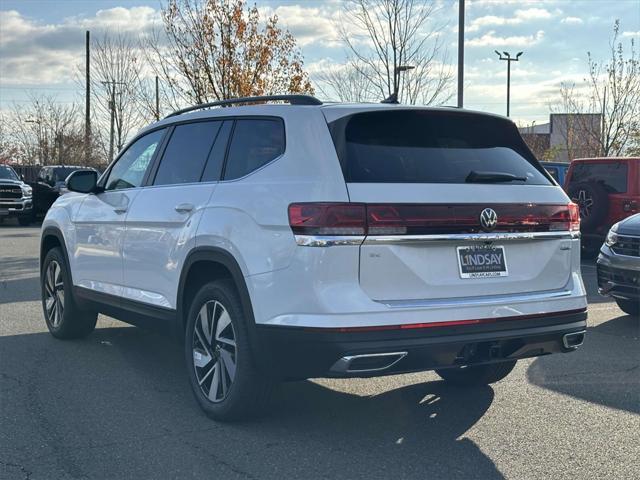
<box><xmin>479</xmin><ymin>208</ymin><xmax>498</xmax><ymax>231</ymax></box>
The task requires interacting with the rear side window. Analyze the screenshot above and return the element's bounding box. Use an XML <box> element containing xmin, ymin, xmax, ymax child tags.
<box><xmin>154</xmin><ymin>121</ymin><xmax>222</xmax><ymax>186</ymax></box>
<box><xmin>223</xmin><ymin>119</ymin><xmax>285</xmax><ymax>180</ymax></box>
<box><xmin>569</xmin><ymin>162</ymin><xmax>628</xmax><ymax>193</ymax></box>
<box><xmin>329</xmin><ymin>110</ymin><xmax>551</xmax><ymax>185</ymax></box>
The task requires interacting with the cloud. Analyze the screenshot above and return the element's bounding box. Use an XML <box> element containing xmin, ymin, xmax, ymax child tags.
<box><xmin>258</xmin><ymin>5</ymin><xmax>341</xmax><ymax>48</ymax></box>
<box><xmin>561</xmin><ymin>16</ymin><xmax>583</xmax><ymax>25</ymax></box>
<box><xmin>622</xmin><ymin>30</ymin><xmax>639</xmax><ymax>37</ymax></box>
<box><xmin>0</xmin><ymin>8</ymin><xmax>160</xmax><ymax>85</ymax></box>
<box><xmin>467</xmin><ymin>8</ymin><xmax>557</xmax><ymax>32</ymax></box>
<box><xmin>466</xmin><ymin>30</ymin><xmax>545</xmax><ymax>47</ymax></box>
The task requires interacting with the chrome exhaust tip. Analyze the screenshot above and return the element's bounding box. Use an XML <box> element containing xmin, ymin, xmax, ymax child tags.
<box><xmin>563</xmin><ymin>330</ymin><xmax>586</xmax><ymax>350</ymax></box>
<box><xmin>330</xmin><ymin>351</ymin><xmax>408</xmax><ymax>374</ymax></box>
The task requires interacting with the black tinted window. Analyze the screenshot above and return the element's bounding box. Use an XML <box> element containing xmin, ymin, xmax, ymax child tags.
<box><xmin>569</xmin><ymin>162</ymin><xmax>628</xmax><ymax>193</ymax></box>
<box><xmin>329</xmin><ymin>111</ymin><xmax>551</xmax><ymax>185</ymax></box>
<box><xmin>224</xmin><ymin>119</ymin><xmax>285</xmax><ymax>180</ymax></box>
<box><xmin>201</xmin><ymin>121</ymin><xmax>232</xmax><ymax>182</ymax></box>
<box><xmin>154</xmin><ymin>121</ymin><xmax>222</xmax><ymax>186</ymax></box>
<box><xmin>105</xmin><ymin>129</ymin><xmax>164</xmax><ymax>191</ymax></box>
<box><xmin>0</xmin><ymin>166</ymin><xmax>18</xmax><ymax>180</ymax></box>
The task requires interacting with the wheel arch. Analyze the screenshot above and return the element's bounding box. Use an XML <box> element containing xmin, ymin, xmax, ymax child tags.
<box><xmin>177</xmin><ymin>247</ymin><xmax>256</xmax><ymax>335</ymax></box>
<box><xmin>40</xmin><ymin>226</ymin><xmax>73</xmax><ymax>285</ymax></box>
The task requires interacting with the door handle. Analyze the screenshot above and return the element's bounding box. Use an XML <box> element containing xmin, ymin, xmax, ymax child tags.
<box><xmin>175</xmin><ymin>203</ymin><xmax>194</xmax><ymax>213</ymax></box>
<box><xmin>113</xmin><ymin>207</ymin><xmax>127</xmax><ymax>214</ymax></box>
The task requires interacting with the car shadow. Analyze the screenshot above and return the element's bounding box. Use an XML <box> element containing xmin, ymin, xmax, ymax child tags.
<box><xmin>527</xmin><ymin>314</ymin><xmax>639</xmax><ymax>415</ymax></box>
<box><xmin>0</xmin><ymin>326</ymin><xmax>503</xmax><ymax>479</ymax></box>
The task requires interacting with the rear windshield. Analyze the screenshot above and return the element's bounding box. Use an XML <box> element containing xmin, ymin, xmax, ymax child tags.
<box><xmin>328</xmin><ymin>110</ymin><xmax>552</xmax><ymax>185</ymax></box>
<box><xmin>568</xmin><ymin>162</ymin><xmax>628</xmax><ymax>193</ymax></box>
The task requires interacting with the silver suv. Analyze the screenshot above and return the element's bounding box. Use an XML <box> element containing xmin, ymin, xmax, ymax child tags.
<box><xmin>40</xmin><ymin>95</ymin><xmax>588</xmax><ymax>420</ymax></box>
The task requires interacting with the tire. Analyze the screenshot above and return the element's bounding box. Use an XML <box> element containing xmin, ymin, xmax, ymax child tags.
<box><xmin>568</xmin><ymin>182</ymin><xmax>609</xmax><ymax>232</ymax></box>
<box><xmin>435</xmin><ymin>360</ymin><xmax>517</xmax><ymax>386</ymax></box>
<box><xmin>616</xmin><ymin>298</ymin><xmax>639</xmax><ymax>317</ymax></box>
<box><xmin>185</xmin><ymin>280</ymin><xmax>274</xmax><ymax>421</ymax></box>
<box><xmin>41</xmin><ymin>247</ymin><xmax>97</xmax><ymax>339</ymax></box>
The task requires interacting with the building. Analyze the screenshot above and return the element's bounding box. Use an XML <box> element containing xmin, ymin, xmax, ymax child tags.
<box><xmin>519</xmin><ymin>113</ymin><xmax>602</xmax><ymax>162</ymax></box>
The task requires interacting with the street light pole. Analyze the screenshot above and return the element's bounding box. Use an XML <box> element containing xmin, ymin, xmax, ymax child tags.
<box><xmin>101</xmin><ymin>80</ymin><xmax>126</xmax><ymax>162</ymax></box>
<box><xmin>457</xmin><ymin>0</ymin><xmax>465</xmax><ymax>108</ymax></box>
<box><xmin>494</xmin><ymin>50</ymin><xmax>523</xmax><ymax>117</ymax></box>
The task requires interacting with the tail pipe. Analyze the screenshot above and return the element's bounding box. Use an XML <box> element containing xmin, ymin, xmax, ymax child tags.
<box><xmin>562</xmin><ymin>330</ymin><xmax>586</xmax><ymax>350</ymax></box>
<box><xmin>330</xmin><ymin>351</ymin><xmax>408</xmax><ymax>374</ymax></box>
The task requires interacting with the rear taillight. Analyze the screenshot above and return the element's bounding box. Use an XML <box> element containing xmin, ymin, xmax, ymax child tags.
<box><xmin>549</xmin><ymin>202</ymin><xmax>580</xmax><ymax>232</ymax></box>
<box><xmin>288</xmin><ymin>203</ymin><xmax>366</xmax><ymax>235</ymax></box>
<box><xmin>288</xmin><ymin>203</ymin><xmax>581</xmax><ymax>236</ymax></box>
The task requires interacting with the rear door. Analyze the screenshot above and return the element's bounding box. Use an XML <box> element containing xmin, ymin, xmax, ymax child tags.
<box><xmin>326</xmin><ymin>109</ymin><xmax>576</xmax><ymax>302</ymax></box>
<box><xmin>122</xmin><ymin>120</ymin><xmax>231</xmax><ymax>309</ymax></box>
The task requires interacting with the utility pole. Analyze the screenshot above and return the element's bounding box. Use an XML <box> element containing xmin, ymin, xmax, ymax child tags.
<box><xmin>495</xmin><ymin>50</ymin><xmax>523</xmax><ymax>117</ymax></box>
<box><xmin>85</xmin><ymin>30</ymin><xmax>91</xmax><ymax>164</ymax></box>
<box><xmin>457</xmin><ymin>0</ymin><xmax>465</xmax><ymax>108</ymax></box>
<box><xmin>155</xmin><ymin>76</ymin><xmax>160</xmax><ymax>121</ymax></box>
<box><xmin>101</xmin><ymin>80</ymin><xmax>125</xmax><ymax>163</ymax></box>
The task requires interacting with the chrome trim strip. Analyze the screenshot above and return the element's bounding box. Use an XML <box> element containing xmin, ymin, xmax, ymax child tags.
<box><xmin>295</xmin><ymin>231</ymin><xmax>579</xmax><ymax>247</ymax></box>
<box><xmin>330</xmin><ymin>352</ymin><xmax>408</xmax><ymax>374</ymax></box>
<box><xmin>377</xmin><ymin>289</ymin><xmax>574</xmax><ymax>309</ymax></box>
<box><xmin>295</xmin><ymin>235</ymin><xmax>365</xmax><ymax>247</ymax></box>
<box><xmin>363</xmin><ymin>231</ymin><xmax>580</xmax><ymax>245</ymax></box>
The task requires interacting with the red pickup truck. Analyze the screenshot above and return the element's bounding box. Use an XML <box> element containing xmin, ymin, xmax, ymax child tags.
<box><xmin>565</xmin><ymin>157</ymin><xmax>640</xmax><ymax>255</ymax></box>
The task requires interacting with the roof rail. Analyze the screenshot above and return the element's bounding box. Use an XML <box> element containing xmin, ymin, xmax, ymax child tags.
<box><xmin>164</xmin><ymin>94</ymin><xmax>323</xmax><ymax>119</ymax></box>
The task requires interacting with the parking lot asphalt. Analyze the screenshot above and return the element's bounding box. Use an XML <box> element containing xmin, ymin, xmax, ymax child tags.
<box><xmin>0</xmin><ymin>223</ymin><xmax>638</xmax><ymax>480</ymax></box>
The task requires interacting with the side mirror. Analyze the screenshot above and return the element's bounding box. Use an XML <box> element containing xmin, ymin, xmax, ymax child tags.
<box><xmin>66</xmin><ymin>170</ymin><xmax>98</xmax><ymax>193</ymax></box>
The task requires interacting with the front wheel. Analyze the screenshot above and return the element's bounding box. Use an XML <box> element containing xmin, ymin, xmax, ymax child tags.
<box><xmin>185</xmin><ymin>280</ymin><xmax>274</xmax><ymax>421</ymax></box>
<box><xmin>41</xmin><ymin>247</ymin><xmax>97</xmax><ymax>339</ymax></box>
<box><xmin>616</xmin><ymin>298</ymin><xmax>639</xmax><ymax>317</ymax></box>
<box><xmin>436</xmin><ymin>360</ymin><xmax>516</xmax><ymax>386</ymax></box>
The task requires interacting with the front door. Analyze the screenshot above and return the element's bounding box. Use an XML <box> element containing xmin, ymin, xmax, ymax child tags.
<box><xmin>72</xmin><ymin>129</ymin><xmax>166</xmax><ymax>298</ymax></box>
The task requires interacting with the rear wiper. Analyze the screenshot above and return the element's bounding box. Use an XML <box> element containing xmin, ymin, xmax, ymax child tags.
<box><xmin>465</xmin><ymin>171</ymin><xmax>528</xmax><ymax>183</ymax></box>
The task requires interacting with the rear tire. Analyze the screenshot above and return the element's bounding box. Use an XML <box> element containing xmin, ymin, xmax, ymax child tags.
<box><xmin>41</xmin><ymin>247</ymin><xmax>97</xmax><ymax>339</ymax></box>
<box><xmin>616</xmin><ymin>298</ymin><xmax>639</xmax><ymax>317</ymax></box>
<box><xmin>436</xmin><ymin>360</ymin><xmax>517</xmax><ymax>386</ymax></box>
<box><xmin>185</xmin><ymin>280</ymin><xmax>274</xmax><ymax>421</ymax></box>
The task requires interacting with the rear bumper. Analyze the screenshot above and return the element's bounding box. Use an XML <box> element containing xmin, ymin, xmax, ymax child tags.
<box><xmin>256</xmin><ymin>309</ymin><xmax>587</xmax><ymax>380</ymax></box>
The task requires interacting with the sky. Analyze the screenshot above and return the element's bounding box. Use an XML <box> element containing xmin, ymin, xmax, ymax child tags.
<box><xmin>0</xmin><ymin>0</ymin><xmax>639</xmax><ymax>125</ymax></box>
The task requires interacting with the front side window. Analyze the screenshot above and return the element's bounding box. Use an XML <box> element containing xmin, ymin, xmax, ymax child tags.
<box><xmin>104</xmin><ymin>129</ymin><xmax>164</xmax><ymax>191</ymax></box>
<box><xmin>153</xmin><ymin>121</ymin><xmax>222</xmax><ymax>186</ymax></box>
<box><xmin>223</xmin><ymin>119</ymin><xmax>285</xmax><ymax>180</ymax></box>
<box><xmin>569</xmin><ymin>162</ymin><xmax>628</xmax><ymax>193</ymax></box>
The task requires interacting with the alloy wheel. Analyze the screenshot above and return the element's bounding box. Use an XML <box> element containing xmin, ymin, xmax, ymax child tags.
<box><xmin>574</xmin><ymin>189</ymin><xmax>593</xmax><ymax>218</ymax></box>
<box><xmin>192</xmin><ymin>300</ymin><xmax>237</xmax><ymax>403</ymax></box>
<box><xmin>44</xmin><ymin>260</ymin><xmax>64</xmax><ymax>328</ymax></box>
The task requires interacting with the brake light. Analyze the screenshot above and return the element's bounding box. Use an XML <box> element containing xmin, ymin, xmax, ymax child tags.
<box><xmin>549</xmin><ymin>203</ymin><xmax>579</xmax><ymax>232</ymax></box>
<box><xmin>288</xmin><ymin>203</ymin><xmax>366</xmax><ymax>235</ymax></box>
<box><xmin>288</xmin><ymin>203</ymin><xmax>581</xmax><ymax>235</ymax></box>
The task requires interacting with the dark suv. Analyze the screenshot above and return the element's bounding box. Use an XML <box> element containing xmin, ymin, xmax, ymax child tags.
<box><xmin>33</xmin><ymin>165</ymin><xmax>98</xmax><ymax>215</ymax></box>
<box><xmin>565</xmin><ymin>157</ymin><xmax>640</xmax><ymax>255</ymax></box>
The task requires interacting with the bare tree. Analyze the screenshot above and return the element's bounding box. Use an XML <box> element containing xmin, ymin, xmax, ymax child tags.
<box><xmin>8</xmin><ymin>95</ymin><xmax>82</xmax><ymax>165</ymax></box>
<box><xmin>336</xmin><ymin>0</ymin><xmax>453</xmax><ymax>104</ymax></box>
<box><xmin>315</xmin><ymin>62</ymin><xmax>375</xmax><ymax>102</ymax></box>
<box><xmin>553</xmin><ymin>21</ymin><xmax>639</xmax><ymax>157</ymax></box>
<box><xmin>144</xmin><ymin>0</ymin><xmax>314</xmax><ymax>108</ymax></box>
<box><xmin>90</xmin><ymin>32</ymin><xmax>147</xmax><ymax>162</ymax></box>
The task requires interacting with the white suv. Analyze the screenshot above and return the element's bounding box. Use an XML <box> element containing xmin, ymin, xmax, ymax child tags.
<box><xmin>40</xmin><ymin>95</ymin><xmax>588</xmax><ymax>420</ymax></box>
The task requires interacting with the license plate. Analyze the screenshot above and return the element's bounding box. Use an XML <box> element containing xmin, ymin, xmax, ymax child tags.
<box><xmin>457</xmin><ymin>245</ymin><xmax>508</xmax><ymax>278</ymax></box>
